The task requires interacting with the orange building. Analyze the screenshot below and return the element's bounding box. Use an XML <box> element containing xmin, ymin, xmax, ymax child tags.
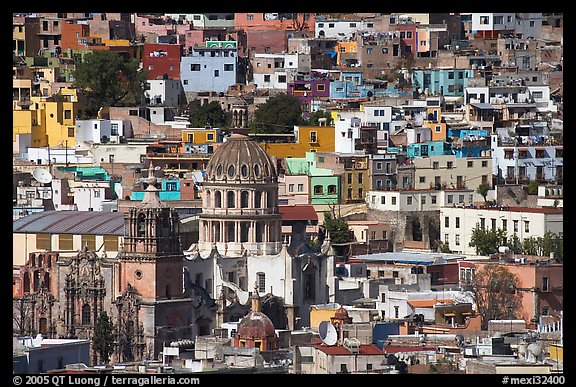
<box><xmin>259</xmin><ymin>125</ymin><xmax>335</xmax><ymax>159</ymax></box>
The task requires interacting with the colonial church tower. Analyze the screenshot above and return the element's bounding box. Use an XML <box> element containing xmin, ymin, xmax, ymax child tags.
<box><xmin>119</xmin><ymin>163</ymin><xmax>183</xmax><ymax>300</ymax></box>
<box><xmin>115</xmin><ymin>163</ymin><xmax>191</xmax><ymax>362</ymax></box>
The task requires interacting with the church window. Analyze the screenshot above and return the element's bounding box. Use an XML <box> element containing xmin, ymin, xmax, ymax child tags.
<box><xmin>228</xmin><ymin>164</ymin><xmax>235</xmax><ymax>178</ymax></box>
<box><xmin>241</xmin><ymin>191</ymin><xmax>249</xmax><ymax>208</ymax></box>
<box><xmin>241</xmin><ymin>164</ymin><xmax>249</xmax><ymax>177</ymax></box>
<box><xmin>82</xmin><ymin>304</ymin><xmax>91</xmax><ymax>325</ymax></box>
<box><xmin>254</xmin><ymin>164</ymin><xmax>260</xmax><ymax>177</ymax></box>
<box><xmin>227</xmin><ymin>223</ymin><xmax>235</xmax><ymax>242</ymax></box>
<box><xmin>255</xmin><ymin>191</ymin><xmax>262</xmax><ymax>208</ymax></box>
<box><xmin>23</xmin><ymin>272</ymin><xmax>30</xmax><ymax>293</ymax></box>
<box><xmin>215</xmin><ymin>191</ymin><xmax>222</xmax><ymax>207</ymax></box>
<box><xmin>241</xmin><ymin>223</ymin><xmax>249</xmax><ymax>242</ymax></box>
<box><xmin>227</xmin><ymin>191</ymin><xmax>236</xmax><ymax>208</ymax></box>
<box><xmin>257</xmin><ymin>272</ymin><xmax>266</xmax><ymax>293</ymax></box>
<box><xmin>137</xmin><ymin>213</ymin><xmax>146</xmax><ymax>239</ymax></box>
<box><xmin>216</xmin><ymin>164</ymin><xmax>223</xmax><ymax>177</ymax></box>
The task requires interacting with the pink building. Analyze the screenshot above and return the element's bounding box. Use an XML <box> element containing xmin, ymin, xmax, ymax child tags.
<box><xmin>280</xmin><ymin>174</ymin><xmax>309</xmax><ymax>205</ymax></box>
<box><xmin>473</xmin><ymin>260</ymin><xmax>563</xmax><ymax>329</ymax></box>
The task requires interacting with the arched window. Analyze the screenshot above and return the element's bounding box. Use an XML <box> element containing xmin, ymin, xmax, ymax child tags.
<box><xmin>241</xmin><ymin>223</ymin><xmax>249</xmax><ymax>242</ymax></box>
<box><xmin>43</xmin><ymin>272</ymin><xmax>50</xmax><ymax>289</ymax></box>
<box><xmin>227</xmin><ymin>191</ymin><xmax>236</xmax><ymax>208</ymax></box>
<box><xmin>215</xmin><ymin>191</ymin><xmax>222</xmax><ymax>208</ymax></box>
<box><xmin>256</xmin><ymin>223</ymin><xmax>263</xmax><ymax>243</ymax></box>
<box><xmin>241</xmin><ymin>191</ymin><xmax>249</xmax><ymax>208</ymax></box>
<box><xmin>82</xmin><ymin>304</ymin><xmax>91</xmax><ymax>325</ymax></box>
<box><xmin>205</xmin><ymin>190</ymin><xmax>211</xmax><ymax>207</ymax></box>
<box><xmin>23</xmin><ymin>272</ymin><xmax>30</xmax><ymax>293</ymax></box>
<box><xmin>314</xmin><ymin>185</ymin><xmax>323</xmax><ymax>194</ymax></box>
<box><xmin>227</xmin><ymin>223</ymin><xmax>235</xmax><ymax>242</ymax></box>
<box><xmin>137</xmin><ymin>213</ymin><xmax>146</xmax><ymax>239</ymax></box>
<box><xmin>241</xmin><ymin>164</ymin><xmax>249</xmax><ymax>178</ymax></box>
<box><xmin>328</xmin><ymin>185</ymin><xmax>337</xmax><ymax>194</ymax></box>
<box><xmin>254</xmin><ymin>164</ymin><xmax>260</xmax><ymax>177</ymax></box>
<box><xmin>214</xmin><ymin>223</ymin><xmax>221</xmax><ymax>242</ymax></box>
<box><xmin>228</xmin><ymin>164</ymin><xmax>235</xmax><ymax>178</ymax></box>
<box><xmin>255</xmin><ymin>191</ymin><xmax>262</xmax><ymax>208</ymax></box>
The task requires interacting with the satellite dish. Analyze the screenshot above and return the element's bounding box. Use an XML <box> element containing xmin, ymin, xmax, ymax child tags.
<box><xmin>318</xmin><ymin>321</ymin><xmax>338</xmax><ymax>346</ymax></box>
<box><xmin>32</xmin><ymin>168</ymin><xmax>53</xmax><ymax>184</ymax></box>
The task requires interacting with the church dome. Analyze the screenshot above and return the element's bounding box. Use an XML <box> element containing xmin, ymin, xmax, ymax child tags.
<box><xmin>237</xmin><ymin>311</ymin><xmax>277</xmax><ymax>340</ymax></box>
<box><xmin>334</xmin><ymin>306</ymin><xmax>350</xmax><ymax>320</ymax></box>
<box><xmin>205</xmin><ymin>133</ymin><xmax>276</xmax><ymax>183</ymax></box>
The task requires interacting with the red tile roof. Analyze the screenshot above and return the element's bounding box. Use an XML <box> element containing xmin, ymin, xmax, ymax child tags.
<box><xmin>316</xmin><ymin>344</ymin><xmax>384</xmax><ymax>356</ymax></box>
<box><xmin>279</xmin><ymin>205</ymin><xmax>318</xmax><ymax>221</ymax></box>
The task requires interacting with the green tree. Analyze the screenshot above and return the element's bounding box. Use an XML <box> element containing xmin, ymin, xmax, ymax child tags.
<box><xmin>476</xmin><ymin>183</ymin><xmax>490</xmax><ymax>203</ymax></box>
<box><xmin>72</xmin><ymin>51</ymin><xmax>147</xmax><ymax>118</ymax></box>
<box><xmin>527</xmin><ymin>181</ymin><xmax>539</xmax><ymax>195</ymax></box>
<box><xmin>468</xmin><ymin>264</ymin><xmax>522</xmax><ymax>330</ymax></box>
<box><xmin>307</xmin><ymin>109</ymin><xmax>333</xmax><ymax>126</ymax></box>
<box><xmin>188</xmin><ymin>101</ymin><xmax>230</xmax><ymax>128</ymax></box>
<box><xmin>250</xmin><ymin>93</ymin><xmax>303</xmax><ymax>134</ymax></box>
<box><xmin>468</xmin><ymin>226</ymin><xmax>508</xmax><ymax>255</ymax></box>
<box><xmin>92</xmin><ymin>311</ymin><xmax>115</xmax><ymax>364</ymax></box>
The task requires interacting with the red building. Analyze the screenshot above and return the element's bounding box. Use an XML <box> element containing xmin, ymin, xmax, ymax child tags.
<box><xmin>393</xmin><ymin>23</ymin><xmax>417</xmax><ymax>59</ymax></box>
<box><xmin>142</xmin><ymin>43</ymin><xmax>182</xmax><ymax>80</ymax></box>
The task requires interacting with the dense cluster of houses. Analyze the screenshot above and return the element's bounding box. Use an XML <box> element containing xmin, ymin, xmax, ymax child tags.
<box><xmin>13</xmin><ymin>12</ymin><xmax>562</xmax><ymax>374</ymax></box>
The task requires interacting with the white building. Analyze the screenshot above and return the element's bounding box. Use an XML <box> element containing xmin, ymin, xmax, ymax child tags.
<box><xmin>184</xmin><ymin>134</ymin><xmax>336</xmax><ymax>329</ymax></box>
<box><xmin>471</xmin><ymin>13</ymin><xmax>516</xmax><ymax>34</ymax></box>
<box><xmin>315</xmin><ymin>18</ymin><xmax>377</xmax><ymax>39</ymax></box>
<box><xmin>334</xmin><ymin>112</ymin><xmax>362</xmax><ymax>154</ymax></box>
<box><xmin>440</xmin><ymin>206</ymin><xmax>563</xmax><ymax>255</ymax></box>
<box><xmin>75</xmin><ymin>119</ymin><xmax>130</xmax><ymax>146</ymax></box>
<box><xmin>251</xmin><ymin>54</ymin><xmax>289</xmax><ymax>91</ymax></box>
<box><xmin>144</xmin><ymin>79</ymin><xmax>183</xmax><ymax>108</ymax></box>
<box><xmin>366</xmin><ymin>189</ymin><xmax>475</xmax><ymax>212</ymax></box>
<box><xmin>26</xmin><ymin>147</ymin><xmax>93</xmax><ymax>166</ymax></box>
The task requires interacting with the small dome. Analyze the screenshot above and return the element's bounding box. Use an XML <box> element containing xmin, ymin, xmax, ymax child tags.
<box><xmin>205</xmin><ymin>133</ymin><xmax>276</xmax><ymax>183</ymax></box>
<box><xmin>237</xmin><ymin>311</ymin><xmax>276</xmax><ymax>339</ymax></box>
<box><xmin>334</xmin><ymin>306</ymin><xmax>350</xmax><ymax>320</ymax></box>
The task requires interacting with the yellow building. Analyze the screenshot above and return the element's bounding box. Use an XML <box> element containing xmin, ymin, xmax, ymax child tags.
<box><xmin>259</xmin><ymin>126</ymin><xmax>335</xmax><ymax>159</ymax></box>
<box><xmin>309</xmin><ymin>304</ymin><xmax>340</xmax><ymax>330</ymax></box>
<box><xmin>181</xmin><ymin>128</ymin><xmax>220</xmax><ymax>145</ymax></box>
<box><xmin>13</xmin><ymin>88</ymin><xmax>79</xmax><ymax>148</ymax></box>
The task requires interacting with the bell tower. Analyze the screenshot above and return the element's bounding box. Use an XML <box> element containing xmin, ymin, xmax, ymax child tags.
<box><xmin>115</xmin><ymin>163</ymin><xmax>192</xmax><ymax>362</ymax></box>
<box><xmin>119</xmin><ymin>163</ymin><xmax>183</xmax><ymax>301</ymax></box>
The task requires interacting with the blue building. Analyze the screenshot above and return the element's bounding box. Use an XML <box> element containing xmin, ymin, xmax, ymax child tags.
<box><xmin>330</xmin><ymin>71</ymin><xmax>375</xmax><ymax>99</ymax></box>
<box><xmin>448</xmin><ymin>127</ymin><xmax>490</xmax><ymax>158</ymax></box>
<box><xmin>412</xmin><ymin>68</ymin><xmax>474</xmax><ymax>96</ymax></box>
<box><xmin>180</xmin><ymin>41</ymin><xmax>238</xmax><ymax>93</ymax></box>
<box><xmin>131</xmin><ymin>178</ymin><xmax>182</xmax><ymax>201</ymax></box>
<box><xmin>406</xmin><ymin>141</ymin><xmax>451</xmax><ymax>158</ymax></box>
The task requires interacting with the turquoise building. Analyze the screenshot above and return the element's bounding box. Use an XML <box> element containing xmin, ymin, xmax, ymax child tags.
<box><xmin>412</xmin><ymin>68</ymin><xmax>475</xmax><ymax>96</ymax></box>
